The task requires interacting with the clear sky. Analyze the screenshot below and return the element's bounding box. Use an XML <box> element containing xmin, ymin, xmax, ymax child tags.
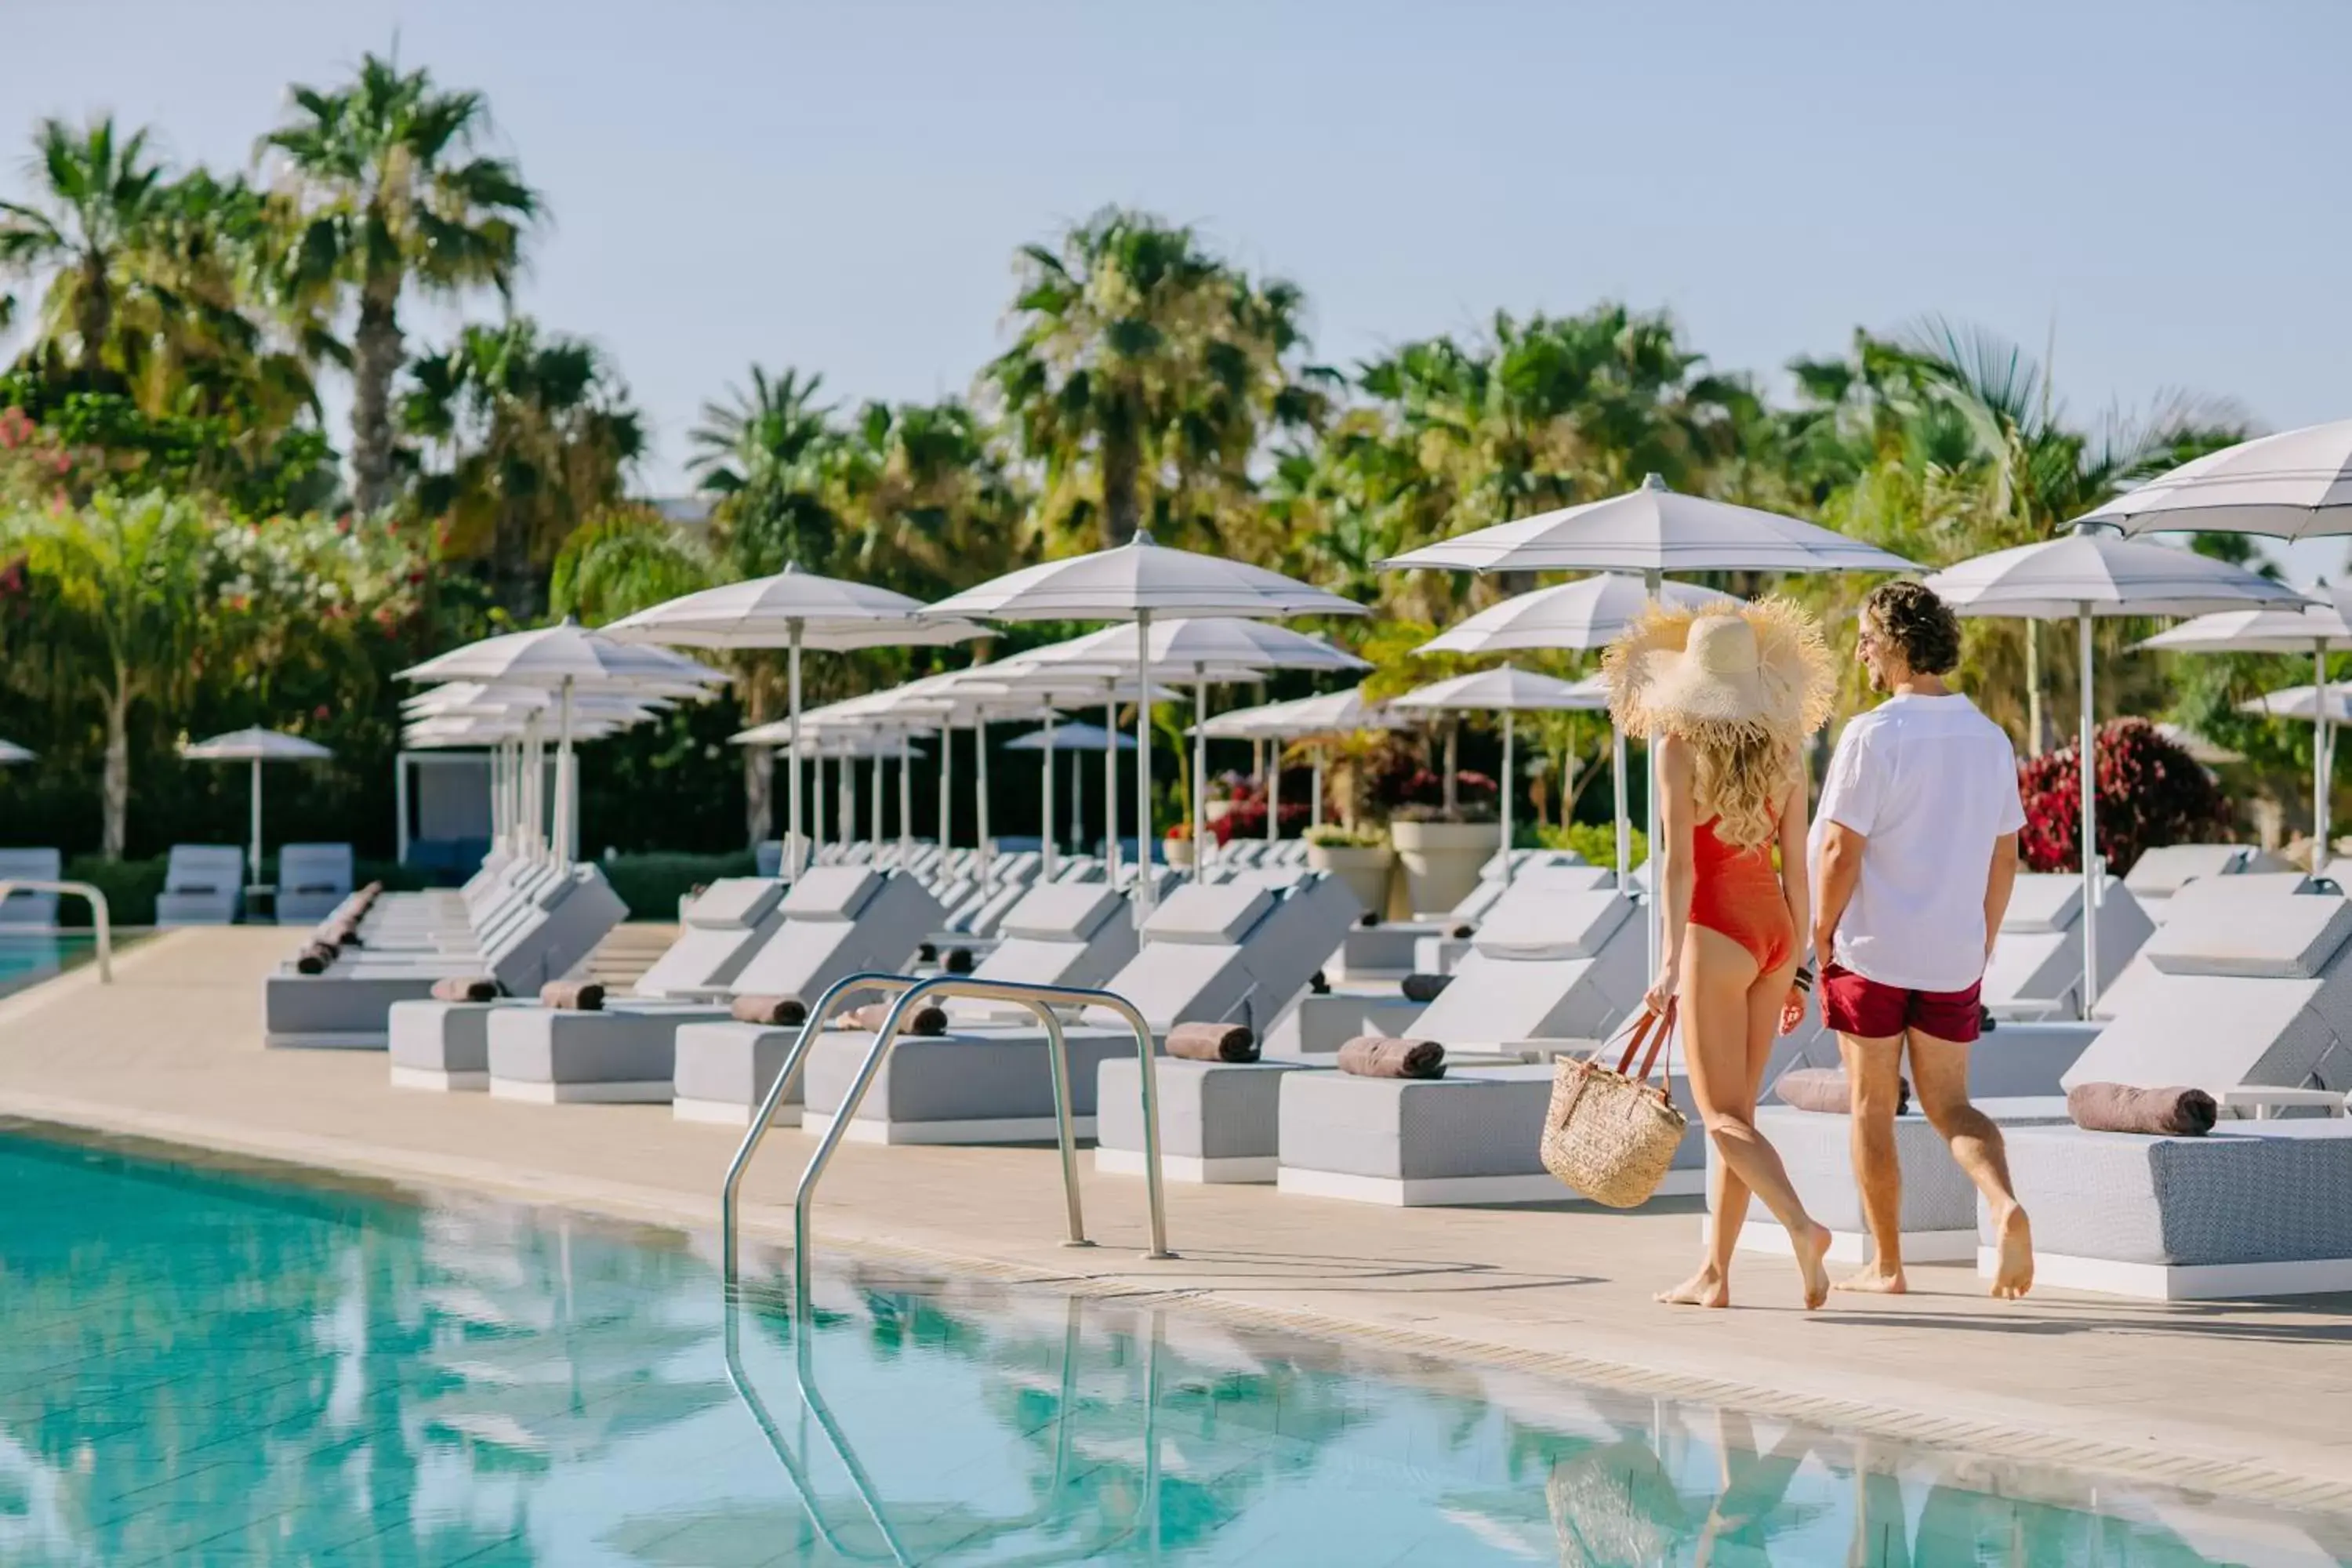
<box><xmin>6</xmin><ymin>0</ymin><xmax>2348</xmax><ymax>575</ymax></box>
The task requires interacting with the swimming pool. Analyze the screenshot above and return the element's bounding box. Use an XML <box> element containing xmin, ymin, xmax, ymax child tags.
<box><xmin>0</xmin><ymin>934</ymin><xmax>100</xmax><ymax>1000</ymax></box>
<box><xmin>2</xmin><ymin>1125</ymin><xmax>2344</xmax><ymax>1567</ymax></box>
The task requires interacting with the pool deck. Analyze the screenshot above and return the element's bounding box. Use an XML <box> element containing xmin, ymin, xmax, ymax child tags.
<box><xmin>4</xmin><ymin>927</ymin><xmax>2349</xmax><ymax>1511</ymax></box>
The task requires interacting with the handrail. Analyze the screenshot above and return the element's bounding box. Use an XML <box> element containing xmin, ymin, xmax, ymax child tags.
<box><xmin>0</xmin><ymin>880</ymin><xmax>113</xmax><ymax>982</ymax></box>
<box><xmin>720</xmin><ymin>969</ymin><xmax>1174</xmax><ymax>1296</ymax></box>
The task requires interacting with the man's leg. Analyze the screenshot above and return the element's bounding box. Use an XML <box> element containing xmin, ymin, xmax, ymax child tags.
<box><xmin>1906</xmin><ymin>1028</ymin><xmax>2033</xmax><ymax>1299</ymax></box>
<box><xmin>1834</xmin><ymin>1031</ymin><xmax>1908</xmax><ymax>1292</ymax></box>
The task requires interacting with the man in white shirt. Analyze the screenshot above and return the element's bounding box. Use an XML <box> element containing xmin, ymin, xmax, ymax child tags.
<box><xmin>1809</xmin><ymin>582</ymin><xmax>2033</xmax><ymax>1300</ymax></box>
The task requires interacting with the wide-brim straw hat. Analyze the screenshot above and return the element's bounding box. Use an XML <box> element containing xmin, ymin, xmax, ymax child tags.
<box><xmin>1601</xmin><ymin>597</ymin><xmax>1836</xmax><ymax>750</ymax></box>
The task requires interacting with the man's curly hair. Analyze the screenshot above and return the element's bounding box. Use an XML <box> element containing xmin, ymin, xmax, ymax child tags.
<box><xmin>1861</xmin><ymin>581</ymin><xmax>1962</xmax><ymax>677</ymax></box>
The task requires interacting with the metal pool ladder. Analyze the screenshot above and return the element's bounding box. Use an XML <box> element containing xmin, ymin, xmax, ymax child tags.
<box><xmin>719</xmin><ymin>971</ymin><xmax>1175</xmax><ymax>1300</ymax></box>
<box><xmin>0</xmin><ymin>880</ymin><xmax>114</xmax><ymax>982</ymax></box>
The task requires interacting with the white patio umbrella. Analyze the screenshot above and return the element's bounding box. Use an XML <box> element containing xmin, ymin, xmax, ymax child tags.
<box><xmin>1388</xmin><ymin>667</ymin><xmax>1610</xmax><ymax>884</ymax></box>
<box><xmin>1383</xmin><ymin>474</ymin><xmax>1915</xmax><ymax>971</ymax></box>
<box><xmin>2085</xmin><ymin>419</ymin><xmax>2352</xmax><ymax>541</ymax></box>
<box><xmin>1419</xmin><ymin>575</ymin><xmax>1741</xmax><ymax>892</ymax></box>
<box><xmin>1195</xmin><ymin>685</ymin><xmax>1407</xmax><ymax>832</ymax></box>
<box><xmin>927</xmin><ymin>537</ymin><xmax>1365</xmax><ymax>923</ymax></box>
<box><xmin>602</xmin><ymin>565</ymin><xmax>987</xmax><ymax>877</ymax></box>
<box><xmin>180</xmin><ymin>728</ymin><xmax>334</xmax><ymax>889</ymax></box>
<box><xmin>1922</xmin><ymin>529</ymin><xmax>2308</xmax><ymax>1013</ymax></box>
<box><xmin>2240</xmin><ymin>684</ymin><xmax>2352</xmax><ymax>722</ymax></box>
<box><xmin>1018</xmin><ymin>618</ymin><xmax>1367</xmax><ymax>872</ymax></box>
<box><xmin>0</xmin><ymin>739</ymin><xmax>34</xmax><ymax>764</ymax></box>
<box><xmin>2139</xmin><ymin>601</ymin><xmax>2346</xmax><ymax>872</ymax></box>
<box><xmin>401</xmin><ymin>619</ymin><xmax>724</xmax><ymax>871</ymax></box>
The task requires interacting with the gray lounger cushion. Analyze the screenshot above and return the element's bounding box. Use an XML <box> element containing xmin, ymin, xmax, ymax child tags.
<box><xmin>2144</xmin><ymin>893</ymin><xmax>2352</xmax><ymax>979</ymax></box>
<box><xmin>801</xmin><ymin>1026</ymin><xmax>1135</xmax><ymax>1126</ymax></box>
<box><xmin>487</xmin><ymin>1002</ymin><xmax>728</xmax><ymax>1087</ymax></box>
<box><xmin>388</xmin><ymin>997</ymin><xmax>503</xmax><ymax>1076</ymax></box>
<box><xmin>1098</xmin><ymin>1054</ymin><xmax>1319</xmax><ymax>1163</ymax></box>
<box><xmin>1996</xmin><ymin>1120</ymin><xmax>2352</xmax><ymax>1268</ymax></box>
<box><xmin>1277</xmin><ymin>1065</ymin><xmax>1558</xmax><ymax>1183</ymax></box>
<box><xmin>1759</xmin><ymin>1098</ymin><xmax>2074</xmax><ymax>1237</ymax></box>
<box><xmin>672</xmin><ymin>1019</ymin><xmax>809</xmax><ymax>1112</ymax></box>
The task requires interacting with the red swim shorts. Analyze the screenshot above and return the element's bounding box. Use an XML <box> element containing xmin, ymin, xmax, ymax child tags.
<box><xmin>1819</xmin><ymin>962</ymin><xmax>1983</xmax><ymax>1044</ymax></box>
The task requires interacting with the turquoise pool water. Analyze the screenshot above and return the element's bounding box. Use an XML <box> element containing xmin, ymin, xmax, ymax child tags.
<box><xmin>0</xmin><ymin>935</ymin><xmax>96</xmax><ymax>1000</ymax></box>
<box><xmin>2</xmin><ymin>1127</ymin><xmax>2344</xmax><ymax>1567</ymax></box>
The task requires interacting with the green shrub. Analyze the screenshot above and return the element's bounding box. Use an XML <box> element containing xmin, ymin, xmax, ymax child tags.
<box><xmin>1532</xmin><ymin>821</ymin><xmax>1647</xmax><ymax>868</ymax></box>
<box><xmin>59</xmin><ymin>856</ymin><xmax>170</xmax><ymax>926</ymax></box>
<box><xmin>1304</xmin><ymin>824</ymin><xmax>1388</xmax><ymax>850</ymax></box>
<box><xmin>598</xmin><ymin>851</ymin><xmax>757</xmax><ymax>919</ymax></box>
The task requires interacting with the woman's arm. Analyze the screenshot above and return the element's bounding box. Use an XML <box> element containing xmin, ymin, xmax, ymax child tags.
<box><xmin>1777</xmin><ymin>751</ymin><xmax>1813</xmax><ymax>960</ymax></box>
<box><xmin>1649</xmin><ymin>732</ymin><xmax>1697</xmax><ymax>1011</ymax></box>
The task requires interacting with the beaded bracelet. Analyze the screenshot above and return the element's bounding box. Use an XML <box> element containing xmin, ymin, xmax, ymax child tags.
<box><xmin>1791</xmin><ymin>964</ymin><xmax>1816</xmax><ymax>994</ymax></box>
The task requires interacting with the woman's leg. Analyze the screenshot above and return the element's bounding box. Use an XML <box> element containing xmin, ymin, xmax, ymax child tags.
<box><xmin>1673</xmin><ymin>925</ymin><xmax>1831</xmax><ymax>1309</ymax></box>
<box><xmin>1660</xmin><ymin>924</ymin><xmax>1760</xmax><ymax>1308</ymax></box>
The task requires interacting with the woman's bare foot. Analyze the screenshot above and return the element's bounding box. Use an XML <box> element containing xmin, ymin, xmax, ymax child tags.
<box><xmin>1989</xmin><ymin>1203</ymin><xmax>2034</xmax><ymax>1299</ymax></box>
<box><xmin>1657</xmin><ymin>1265</ymin><xmax>1730</xmax><ymax>1308</ymax></box>
<box><xmin>1793</xmin><ymin>1223</ymin><xmax>1834</xmax><ymax>1310</ymax></box>
<box><xmin>1834</xmin><ymin>1263</ymin><xmax>1907</xmax><ymax>1295</ymax></box>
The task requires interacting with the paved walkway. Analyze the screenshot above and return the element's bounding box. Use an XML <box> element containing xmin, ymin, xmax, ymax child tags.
<box><xmin>4</xmin><ymin>928</ymin><xmax>2349</xmax><ymax>1512</ymax></box>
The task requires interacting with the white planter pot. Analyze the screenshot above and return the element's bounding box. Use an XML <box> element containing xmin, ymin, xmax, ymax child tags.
<box><xmin>1205</xmin><ymin>800</ymin><xmax>1235</xmax><ymax>825</ymax></box>
<box><xmin>1390</xmin><ymin>820</ymin><xmax>1502</xmax><ymax>916</ymax></box>
<box><xmin>1306</xmin><ymin>843</ymin><xmax>1394</xmax><ymax>920</ymax></box>
<box><xmin>1165</xmin><ymin>837</ymin><xmax>1196</xmax><ymax>870</ymax></box>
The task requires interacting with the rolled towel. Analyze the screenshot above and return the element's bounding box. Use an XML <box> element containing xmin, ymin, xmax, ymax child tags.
<box><xmin>1308</xmin><ymin>969</ymin><xmax>1330</xmax><ymax>996</ymax></box>
<box><xmin>539</xmin><ymin>981</ymin><xmax>605</xmax><ymax>1011</ymax></box>
<box><xmin>1166</xmin><ymin>1022</ymin><xmax>1258</xmax><ymax>1063</ymax></box>
<box><xmin>1774</xmin><ymin>1068</ymin><xmax>1911</xmax><ymax>1117</ymax></box>
<box><xmin>293</xmin><ymin>944</ymin><xmax>336</xmax><ymax>975</ymax></box>
<box><xmin>430</xmin><ymin>975</ymin><xmax>499</xmax><ymax>1003</ymax></box>
<box><xmin>944</xmin><ymin>946</ymin><xmax>976</xmax><ymax>975</ymax></box>
<box><xmin>834</xmin><ymin>1000</ymin><xmax>949</xmax><ymax>1036</ymax></box>
<box><xmin>916</xmin><ymin>942</ymin><xmax>938</xmax><ymax>964</ymax></box>
<box><xmin>1357</xmin><ymin>912</ymin><xmax>1382</xmax><ymax>928</ymax></box>
<box><xmin>730</xmin><ymin>994</ymin><xmax>808</xmax><ymax>1027</ymax></box>
<box><xmin>1449</xmin><ymin>924</ymin><xmax>1475</xmax><ymax>939</ymax></box>
<box><xmin>1338</xmin><ymin>1035</ymin><xmax>1445</xmax><ymax>1080</ymax></box>
<box><xmin>2067</xmin><ymin>1082</ymin><xmax>2217</xmax><ymax>1137</ymax></box>
<box><xmin>358</xmin><ymin>880</ymin><xmax>383</xmax><ymax>901</ymax></box>
<box><xmin>1400</xmin><ymin>972</ymin><xmax>1451</xmax><ymax>1004</ymax></box>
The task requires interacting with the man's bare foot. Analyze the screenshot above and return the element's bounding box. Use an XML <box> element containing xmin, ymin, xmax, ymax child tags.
<box><xmin>1833</xmin><ymin>1264</ymin><xmax>1908</xmax><ymax>1295</ymax></box>
<box><xmin>1793</xmin><ymin>1222</ymin><xmax>1833</xmax><ymax>1310</ymax></box>
<box><xmin>1656</xmin><ymin>1266</ymin><xmax>1730</xmax><ymax>1308</ymax></box>
<box><xmin>1989</xmin><ymin>1203</ymin><xmax>2034</xmax><ymax>1299</ymax></box>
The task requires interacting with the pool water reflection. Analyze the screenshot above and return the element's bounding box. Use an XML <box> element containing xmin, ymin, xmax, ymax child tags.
<box><xmin>1</xmin><ymin>1126</ymin><xmax>2345</xmax><ymax>1566</ymax></box>
<box><xmin>0</xmin><ymin>933</ymin><xmax>97</xmax><ymax>1000</ymax></box>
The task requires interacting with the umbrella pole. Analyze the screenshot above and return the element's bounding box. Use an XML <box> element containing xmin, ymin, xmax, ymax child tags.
<box><xmin>1310</xmin><ymin>753</ymin><xmax>1323</xmax><ymax>830</ymax></box>
<box><xmin>248</xmin><ymin>761</ymin><xmax>262</xmax><ymax>893</ymax></box>
<box><xmin>868</xmin><ymin>751</ymin><xmax>882</xmax><ymax>861</ymax></box>
<box><xmin>1192</xmin><ymin>668</ymin><xmax>1208</xmax><ymax>880</ymax></box>
<box><xmin>940</xmin><ymin>720</ymin><xmax>954</xmax><ymax>857</ymax></box>
<box><xmin>786</xmin><ymin>622</ymin><xmax>804</xmax><ymax>880</ymax></box>
<box><xmin>898</xmin><ymin>733</ymin><xmax>913</xmax><ymax>871</ymax></box>
<box><xmin>1135</xmin><ymin>612</ymin><xmax>1155</xmax><ymax>928</ymax></box>
<box><xmin>2316</xmin><ymin>641</ymin><xmax>2332</xmax><ymax>878</ymax></box>
<box><xmin>978</xmin><ymin>713</ymin><xmax>993</xmax><ymax>895</ymax></box>
<box><xmin>1104</xmin><ymin>685</ymin><xmax>1121</xmax><ymax>888</ymax></box>
<box><xmin>2078</xmin><ymin>605</ymin><xmax>2099</xmax><ymax>1018</ymax></box>
<box><xmin>1644</xmin><ymin>567</ymin><xmax>1664</xmax><ymax>977</ymax></box>
<box><xmin>1612</xmin><ymin>722</ymin><xmax>1632</xmax><ymax>897</ymax></box>
<box><xmin>1267</xmin><ymin>731</ymin><xmax>1280</xmax><ymax>848</ymax></box>
<box><xmin>1041</xmin><ymin>712</ymin><xmax>1058</xmax><ymax>880</ymax></box>
<box><xmin>1501</xmin><ymin>710</ymin><xmax>1515</xmax><ymax>884</ymax></box>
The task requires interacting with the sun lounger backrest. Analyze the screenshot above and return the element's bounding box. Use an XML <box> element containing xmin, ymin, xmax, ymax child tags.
<box><xmin>683</xmin><ymin>877</ymin><xmax>786</xmax><ymax>930</ymax></box>
<box><xmin>484</xmin><ymin>866</ymin><xmax>626</xmax><ymax>994</ymax></box>
<box><xmin>2000</xmin><ymin>873</ymin><xmax>2085</xmax><ymax>934</ymax></box>
<box><xmin>1472</xmin><ymin>888</ymin><xmax>1631</xmax><ymax>961</ymax></box>
<box><xmin>1143</xmin><ymin>884</ymin><xmax>1275</xmax><ymax>946</ymax></box>
<box><xmin>1235</xmin><ymin>873</ymin><xmax>1359</xmax><ymax>1023</ymax></box>
<box><xmin>0</xmin><ymin>848</ymin><xmax>63</xmax><ymax>927</ymax></box>
<box><xmin>165</xmin><ymin>845</ymin><xmax>244</xmax><ymax>892</ymax></box>
<box><xmin>278</xmin><ymin>843</ymin><xmax>354</xmax><ymax>895</ymax></box>
<box><xmin>999</xmin><ymin>884</ymin><xmax>1123</xmax><ymax>942</ymax></box>
<box><xmin>975</xmin><ymin>886</ymin><xmax>1138</xmax><ymax>993</ymax></box>
<box><xmin>776</xmin><ymin>866</ymin><xmax>883</xmax><ymax>921</ymax></box>
<box><xmin>728</xmin><ymin>870</ymin><xmax>946</xmax><ymax>1000</ymax></box>
<box><xmin>2146</xmin><ymin>893</ymin><xmax>2352</xmax><ymax>980</ymax></box>
<box><xmin>2122</xmin><ymin>843</ymin><xmax>2258</xmax><ymax>902</ymax></box>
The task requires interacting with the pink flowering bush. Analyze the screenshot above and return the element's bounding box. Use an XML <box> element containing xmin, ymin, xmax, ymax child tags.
<box><xmin>2018</xmin><ymin>717</ymin><xmax>2232</xmax><ymax>876</ymax></box>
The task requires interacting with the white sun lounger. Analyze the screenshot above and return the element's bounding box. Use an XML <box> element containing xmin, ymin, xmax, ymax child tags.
<box><xmin>154</xmin><ymin>845</ymin><xmax>245</xmax><ymax>926</ymax></box>
<box><xmin>274</xmin><ymin>843</ymin><xmax>355</xmax><ymax>926</ymax></box>
<box><xmin>1980</xmin><ymin>873</ymin><xmax>2152</xmax><ymax>1021</ymax></box>
<box><xmin>0</xmin><ymin>848</ymin><xmax>64</xmax><ymax>928</ymax></box>
<box><xmin>489</xmin><ymin>866</ymin><xmax>943</xmax><ymax>1105</ymax></box>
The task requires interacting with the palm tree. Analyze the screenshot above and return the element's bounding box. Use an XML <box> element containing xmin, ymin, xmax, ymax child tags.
<box><xmin>2</xmin><ymin>490</ymin><xmax>214</xmax><ymax>858</ymax></box>
<box><xmin>260</xmin><ymin>52</ymin><xmax>540</xmax><ymax>516</ymax></box>
<box><xmin>987</xmin><ymin>206</ymin><xmax>1325</xmax><ymax>553</ymax></box>
<box><xmin>401</xmin><ymin>317</ymin><xmax>643</xmax><ymax>617</ymax></box>
<box><xmin>0</xmin><ymin>116</ymin><xmax>170</xmax><ymax>389</ymax></box>
<box><xmin>826</xmin><ymin>396</ymin><xmax>1022</xmax><ymax>597</ymax></box>
<box><xmin>688</xmin><ymin>364</ymin><xmax>840</xmax><ymax>576</ymax></box>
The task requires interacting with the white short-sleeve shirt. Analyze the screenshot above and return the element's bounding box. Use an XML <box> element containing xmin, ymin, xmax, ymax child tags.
<box><xmin>1813</xmin><ymin>692</ymin><xmax>2027</xmax><ymax>993</ymax></box>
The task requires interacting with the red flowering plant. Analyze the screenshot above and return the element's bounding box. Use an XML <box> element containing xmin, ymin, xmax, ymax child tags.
<box><xmin>2017</xmin><ymin>717</ymin><xmax>2232</xmax><ymax>876</ymax></box>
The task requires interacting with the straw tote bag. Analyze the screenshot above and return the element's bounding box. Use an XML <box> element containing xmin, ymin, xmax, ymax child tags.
<box><xmin>1539</xmin><ymin>1001</ymin><xmax>1687</xmax><ymax>1207</ymax></box>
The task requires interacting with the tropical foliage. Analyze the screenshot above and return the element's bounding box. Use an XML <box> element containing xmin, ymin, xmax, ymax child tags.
<box><xmin>0</xmin><ymin>57</ymin><xmax>2330</xmax><ymax>862</ymax></box>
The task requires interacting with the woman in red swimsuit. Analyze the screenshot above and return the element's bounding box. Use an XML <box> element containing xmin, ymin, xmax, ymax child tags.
<box><xmin>1606</xmin><ymin>599</ymin><xmax>1838</xmax><ymax>1311</ymax></box>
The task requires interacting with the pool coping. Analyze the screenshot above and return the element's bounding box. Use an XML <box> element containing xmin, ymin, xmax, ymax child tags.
<box><xmin>5</xmin><ymin>1091</ymin><xmax>2350</xmax><ymax>1522</ymax></box>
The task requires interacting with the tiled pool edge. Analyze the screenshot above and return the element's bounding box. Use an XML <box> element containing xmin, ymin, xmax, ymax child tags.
<box><xmin>3</xmin><ymin>1093</ymin><xmax>2347</xmax><ymax>1519</ymax></box>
